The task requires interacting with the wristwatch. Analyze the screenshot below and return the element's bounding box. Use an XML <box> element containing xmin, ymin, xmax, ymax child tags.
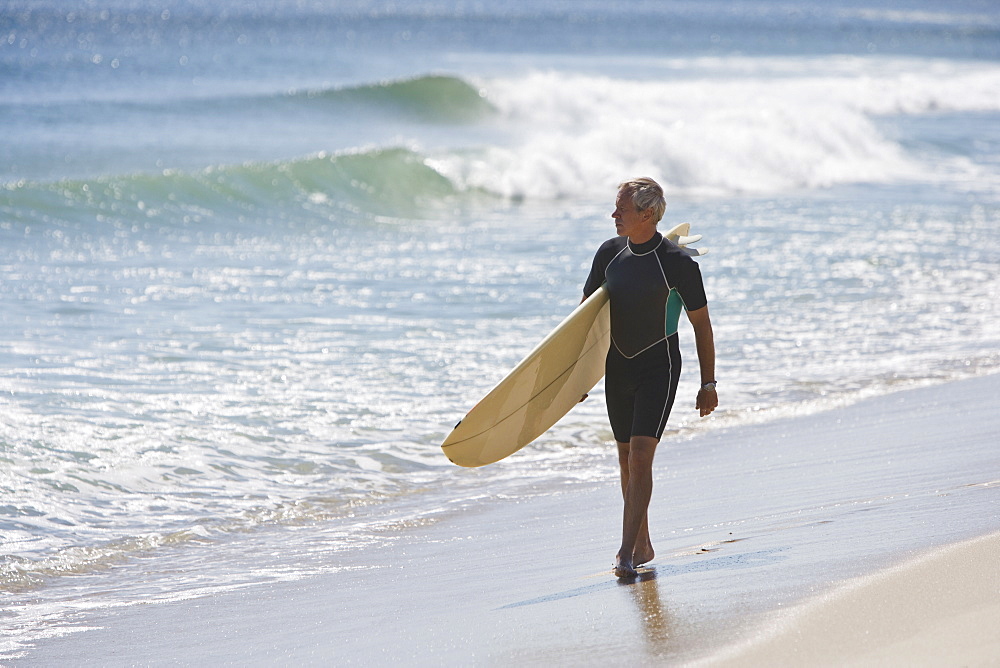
<box><xmin>700</xmin><ymin>381</ymin><xmax>717</xmax><ymax>392</ymax></box>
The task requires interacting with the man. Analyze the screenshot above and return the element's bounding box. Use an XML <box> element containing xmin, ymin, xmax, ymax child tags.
<box><xmin>582</xmin><ymin>177</ymin><xmax>717</xmax><ymax>578</ymax></box>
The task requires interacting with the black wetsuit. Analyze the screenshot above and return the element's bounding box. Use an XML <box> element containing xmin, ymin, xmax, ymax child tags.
<box><xmin>583</xmin><ymin>232</ymin><xmax>708</xmax><ymax>442</ymax></box>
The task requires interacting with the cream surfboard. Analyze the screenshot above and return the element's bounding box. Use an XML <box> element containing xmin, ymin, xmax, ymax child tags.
<box><xmin>441</xmin><ymin>224</ymin><xmax>704</xmax><ymax>467</ymax></box>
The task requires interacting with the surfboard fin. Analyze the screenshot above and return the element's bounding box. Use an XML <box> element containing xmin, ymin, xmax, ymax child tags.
<box><xmin>675</xmin><ymin>233</ymin><xmax>702</xmax><ymax>246</ymax></box>
<box><xmin>667</xmin><ymin>223</ymin><xmax>708</xmax><ymax>257</ymax></box>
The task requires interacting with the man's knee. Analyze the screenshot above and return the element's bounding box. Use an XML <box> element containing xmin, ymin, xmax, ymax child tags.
<box><xmin>628</xmin><ymin>436</ymin><xmax>658</xmax><ymax>468</ymax></box>
<box><xmin>630</xmin><ymin>435</ymin><xmax>658</xmax><ymax>452</ymax></box>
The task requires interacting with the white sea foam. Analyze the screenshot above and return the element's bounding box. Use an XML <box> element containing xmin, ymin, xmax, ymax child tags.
<box><xmin>428</xmin><ymin>59</ymin><xmax>1000</xmax><ymax>198</ymax></box>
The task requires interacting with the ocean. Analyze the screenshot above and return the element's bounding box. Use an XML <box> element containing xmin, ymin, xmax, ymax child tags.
<box><xmin>2</xmin><ymin>0</ymin><xmax>999</xmax><ymax>660</ymax></box>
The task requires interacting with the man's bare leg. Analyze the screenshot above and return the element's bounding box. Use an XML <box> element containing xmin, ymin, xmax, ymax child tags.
<box><xmin>617</xmin><ymin>440</ymin><xmax>656</xmax><ymax>567</ymax></box>
<box><xmin>616</xmin><ymin>436</ymin><xmax>658</xmax><ymax>577</ymax></box>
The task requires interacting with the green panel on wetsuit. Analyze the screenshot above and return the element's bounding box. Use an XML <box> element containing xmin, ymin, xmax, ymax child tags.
<box><xmin>665</xmin><ymin>288</ymin><xmax>683</xmax><ymax>337</ymax></box>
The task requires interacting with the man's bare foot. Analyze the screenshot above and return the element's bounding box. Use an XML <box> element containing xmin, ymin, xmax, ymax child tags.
<box><xmin>633</xmin><ymin>544</ymin><xmax>655</xmax><ymax>568</ymax></box>
<box><xmin>614</xmin><ymin>553</ymin><xmax>638</xmax><ymax>578</ymax></box>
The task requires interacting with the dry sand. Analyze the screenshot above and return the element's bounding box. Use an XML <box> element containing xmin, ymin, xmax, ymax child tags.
<box><xmin>702</xmin><ymin>531</ymin><xmax>1000</xmax><ymax>667</ymax></box>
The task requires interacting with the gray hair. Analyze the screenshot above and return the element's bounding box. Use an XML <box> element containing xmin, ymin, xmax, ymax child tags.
<box><xmin>618</xmin><ymin>177</ymin><xmax>666</xmax><ymax>223</ymax></box>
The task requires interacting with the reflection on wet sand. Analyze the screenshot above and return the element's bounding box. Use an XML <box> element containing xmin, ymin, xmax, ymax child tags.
<box><xmin>621</xmin><ymin>568</ymin><xmax>674</xmax><ymax>658</ymax></box>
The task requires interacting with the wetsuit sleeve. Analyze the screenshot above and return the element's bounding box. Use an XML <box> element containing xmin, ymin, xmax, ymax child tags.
<box><xmin>583</xmin><ymin>240</ymin><xmax>616</xmax><ymax>298</ymax></box>
<box><xmin>673</xmin><ymin>257</ymin><xmax>708</xmax><ymax>312</ymax></box>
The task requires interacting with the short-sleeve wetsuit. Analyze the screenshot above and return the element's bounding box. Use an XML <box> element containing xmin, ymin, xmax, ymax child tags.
<box><xmin>583</xmin><ymin>232</ymin><xmax>708</xmax><ymax>443</ymax></box>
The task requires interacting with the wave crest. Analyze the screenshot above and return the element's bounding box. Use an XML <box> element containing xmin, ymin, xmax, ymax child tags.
<box><xmin>286</xmin><ymin>74</ymin><xmax>495</xmax><ymax>123</ymax></box>
<box><xmin>440</xmin><ymin>61</ymin><xmax>1000</xmax><ymax>198</ymax></box>
<box><xmin>4</xmin><ymin>61</ymin><xmax>997</xmax><ymax>220</ymax></box>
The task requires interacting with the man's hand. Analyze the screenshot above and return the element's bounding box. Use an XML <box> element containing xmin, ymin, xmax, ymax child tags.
<box><xmin>696</xmin><ymin>388</ymin><xmax>718</xmax><ymax>417</ymax></box>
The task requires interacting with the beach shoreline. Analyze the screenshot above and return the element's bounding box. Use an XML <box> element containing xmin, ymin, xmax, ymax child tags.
<box><xmin>15</xmin><ymin>372</ymin><xmax>1000</xmax><ymax>666</ymax></box>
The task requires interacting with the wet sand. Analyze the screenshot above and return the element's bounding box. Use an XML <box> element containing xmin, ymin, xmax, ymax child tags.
<box><xmin>20</xmin><ymin>373</ymin><xmax>1000</xmax><ymax>666</ymax></box>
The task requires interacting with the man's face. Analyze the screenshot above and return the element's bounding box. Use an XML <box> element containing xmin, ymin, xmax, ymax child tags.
<box><xmin>612</xmin><ymin>191</ymin><xmax>651</xmax><ymax>239</ymax></box>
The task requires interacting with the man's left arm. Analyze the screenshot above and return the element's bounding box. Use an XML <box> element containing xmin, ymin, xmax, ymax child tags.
<box><xmin>687</xmin><ymin>305</ymin><xmax>717</xmax><ymax>417</ymax></box>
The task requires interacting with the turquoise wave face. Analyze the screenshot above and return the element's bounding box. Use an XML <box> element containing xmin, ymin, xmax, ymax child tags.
<box><xmin>295</xmin><ymin>75</ymin><xmax>496</xmax><ymax>123</ymax></box>
<box><xmin>0</xmin><ymin>147</ymin><xmax>482</xmax><ymax>227</ymax></box>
